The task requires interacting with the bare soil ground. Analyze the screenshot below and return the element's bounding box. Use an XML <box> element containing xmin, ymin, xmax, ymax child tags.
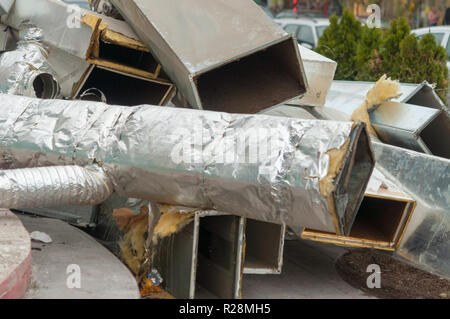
<box><xmin>336</xmin><ymin>249</ymin><xmax>450</xmax><ymax>299</ymax></box>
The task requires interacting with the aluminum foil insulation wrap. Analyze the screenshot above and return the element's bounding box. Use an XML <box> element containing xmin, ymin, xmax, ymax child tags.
<box><xmin>0</xmin><ymin>23</ymin><xmax>59</xmax><ymax>98</ymax></box>
<box><xmin>0</xmin><ymin>165</ymin><xmax>113</xmax><ymax>208</ymax></box>
<box><xmin>0</xmin><ymin>94</ymin><xmax>374</xmax><ymax>234</ymax></box>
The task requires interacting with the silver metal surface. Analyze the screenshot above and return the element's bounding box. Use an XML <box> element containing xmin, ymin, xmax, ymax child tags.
<box><xmin>111</xmin><ymin>0</ymin><xmax>308</xmax><ymax>112</ymax></box>
<box><xmin>326</xmin><ymin>80</ymin><xmax>449</xmax><ymax>114</ymax></box>
<box><xmin>0</xmin><ymin>0</ymin><xmax>14</xmax><ymax>16</ymax></box>
<box><xmin>0</xmin><ymin>165</ymin><xmax>113</xmax><ymax>209</ymax></box>
<box><xmin>0</xmin><ymin>24</ymin><xmax>14</xmax><ymax>51</ymax></box>
<box><xmin>0</xmin><ymin>94</ymin><xmax>374</xmax><ymax>235</ymax></box>
<box><xmin>287</xmin><ymin>45</ymin><xmax>336</xmax><ymax>108</ymax></box>
<box><xmin>154</xmin><ymin>211</ymin><xmax>245</xmax><ymax>299</ymax></box>
<box><xmin>3</xmin><ymin>0</ymin><xmax>93</xmax><ymax>59</ymax></box>
<box><xmin>372</xmin><ymin>141</ymin><xmax>450</xmax><ymax>279</ymax></box>
<box><xmin>370</xmin><ymin>102</ymin><xmax>450</xmax><ymax>159</ymax></box>
<box><xmin>21</xmin><ymin>205</ymin><xmax>99</xmax><ymax>227</ymax></box>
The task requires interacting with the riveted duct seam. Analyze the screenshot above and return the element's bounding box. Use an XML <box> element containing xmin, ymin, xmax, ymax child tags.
<box><xmin>0</xmin><ymin>94</ymin><xmax>374</xmax><ymax>235</ymax></box>
<box><xmin>0</xmin><ymin>165</ymin><xmax>113</xmax><ymax>209</ymax></box>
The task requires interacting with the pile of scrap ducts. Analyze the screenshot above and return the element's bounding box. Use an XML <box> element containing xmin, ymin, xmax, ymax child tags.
<box><xmin>0</xmin><ymin>0</ymin><xmax>449</xmax><ymax>299</ymax></box>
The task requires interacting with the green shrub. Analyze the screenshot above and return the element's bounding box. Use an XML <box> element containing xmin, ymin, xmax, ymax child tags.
<box><xmin>356</xmin><ymin>25</ymin><xmax>383</xmax><ymax>81</ymax></box>
<box><xmin>316</xmin><ymin>9</ymin><xmax>362</xmax><ymax>80</ymax></box>
<box><xmin>316</xmin><ymin>14</ymin><xmax>448</xmax><ymax>103</ymax></box>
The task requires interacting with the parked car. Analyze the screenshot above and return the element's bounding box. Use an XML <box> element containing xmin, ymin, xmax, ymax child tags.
<box><xmin>411</xmin><ymin>26</ymin><xmax>450</xmax><ymax>73</ymax></box>
<box><xmin>61</xmin><ymin>0</ymin><xmax>90</xmax><ymax>10</ymax></box>
<box><xmin>275</xmin><ymin>9</ymin><xmax>325</xmax><ymax>19</ymax></box>
<box><xmin>275</xmin><ymin>18</ymin><xmax>330</xmax><ymax>49</ymax></box>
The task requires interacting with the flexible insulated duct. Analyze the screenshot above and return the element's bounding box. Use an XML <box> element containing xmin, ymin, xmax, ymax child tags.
<box><xmin>0</xmin><ymin>165</ymin><xmax>113</xmax><ymax>208</ymax></box>
<box><xmin>0</xmin><ymin>94</ymin><xmax>374</xmax><ymax>235</ymax></box>
<box><xmin>0</xmin><ymin>23</ymin><xmax>59</xmax><ymax>98</ymax></box>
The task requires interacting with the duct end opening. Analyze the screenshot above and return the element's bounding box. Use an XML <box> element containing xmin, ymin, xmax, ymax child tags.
<box><xmin>98</xmin><ymin>40</ymin><xmax>159</xmax><ymax>74</ymax></box>
<box><xmin>32</xmin><ymin>73</ymin><xmax>59</xmax><ymax>99</ymax></box>
<box><xmin>303</xmin><ymin>196</ymin><xmax>414</xmax><ymax>249</ymax></box>
<box><xmin>76</xmin><ymin>66</ymin><xmax>173</xmax><ymax>106</ymax></box>
<box><xmin>335</xmin><ymin>125</ymin><xmax>375</xmax><ymax>235</ymax></box>
<box><xmin>196</xmin><ymin>215</ymin><xmax>241</xmax><ymax>299</ymax></box>
<box><xmin>196</xmin><ymin>37</ymin><xmax>307</xmax><ymax>114</ymax></box>
<box><xmin>420</xmin><ymin>112</ymin><xmax>450</xmax><ymax>159</ymax></box>
<box><xmin>244</xmin><ymin>219</ymin><xmax>283</xmax><ymax>274</ymax></box>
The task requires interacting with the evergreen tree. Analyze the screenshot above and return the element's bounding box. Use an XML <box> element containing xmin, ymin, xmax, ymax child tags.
<box><xmin>356</xmin><ymin>25</ymin><xmax>383</xmax><ymax>81</ymax></box>
<box><xmin>380</xmin><ymin>17</ymin><xmax>411</xmax><ymax>79</ymax></box>
<box><xmin>316</xmin><ymin>13</ymin><xmax>448</xmax><ymax>103</ymax></box>
<box><xmin>316</xmin><ymin>9</ymin><xmax>362</xmax><ymax>80</ymax></box>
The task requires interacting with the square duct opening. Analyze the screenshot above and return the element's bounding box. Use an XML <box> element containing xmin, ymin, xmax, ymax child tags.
<box><xmin>76</xmin><ymin>66</ymin><xmax>173</xmax><ymax>106</ymax></box>
<box><xmin>303</xmin><ymin>195</ymin><xmax>415</xmax><ymax>250</ymax></box>
<box><xmin>334</xmin><ymin>124</ymin><xmax>375</xmax><ymax>235</ymax></box>
<box><xmin>419</xmin><ymin>112</ymin><xmax>450</xmax><ymax>159</ymax></box>
<box><xmin>196</xmin><ymin>38</ymin><xmax>306</xmax><ymax>114</ymax></box>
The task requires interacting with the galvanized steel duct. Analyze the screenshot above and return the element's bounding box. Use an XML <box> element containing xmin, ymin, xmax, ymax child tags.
<box><xmin>0</xmin><ymin>94</ymin><xmax>374</xmax><ymax>235</ymax></box>
<box><xmin>0</xmin><ymin>165</ymin><xmax>113</xmax><ymax>209</ymax></box>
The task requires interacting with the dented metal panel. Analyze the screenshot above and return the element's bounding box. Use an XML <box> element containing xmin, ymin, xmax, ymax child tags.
<box><xmin>0</xmin><ymin>94</ymin><xmax>374</xmax><ymax>235</ymax></box>
<box><xmin>111</xmin><ymin>0</ymin><xmax>308</xmax><ymax>112</ymax></box>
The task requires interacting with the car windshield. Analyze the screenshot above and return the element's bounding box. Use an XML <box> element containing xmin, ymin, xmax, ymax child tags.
<box><xmin>61</xmin><ymin>0</ymin><xmax>90</xmax><ymax>10</ymax></box>
<box><xmin>275</xmin><ymin>11</ymin><xmax>297</xmax><ymax>19</ymax></box>
<box><xmin>316</xmin><ymin>26</ymin><xmax>329</xmax><ymax>38</ymax></box>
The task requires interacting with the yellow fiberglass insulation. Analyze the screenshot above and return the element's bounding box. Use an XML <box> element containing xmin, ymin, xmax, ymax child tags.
<box><xmin>115</xmin><ymin>204</ymin><xmax>196</xmax><ymax>275</ymax></box>
<box><xmin>117</xmin><ymin>207</ymin><xmax>149</xmax><ymax>275</ymax></box>
<box><xmin>351</xmin><ymin>74</ymin><xmax>401</xmax><ymax>137</ymax></box>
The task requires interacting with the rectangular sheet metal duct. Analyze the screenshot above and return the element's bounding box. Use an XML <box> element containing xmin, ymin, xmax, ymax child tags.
<box><xmin>287</xmin><ymin>45</ymin><xmax>336</xmax><ymax>108</ymax></box>
<box><xmin>302</xmin><ymin>168</ymin><xmax>416</xmax><ymax>251</ymax></box>
<box><xmin>370</xmin><ymin>102</ymin><xmax>450</xmax><ymax>159</ymax></box>
<box><xmin>243</xmin><ymin>219</ymin><xmax>285</xmax><ymax>275</ymax></box>
<box><xmin>0</xmin><ymin>94</ymin><xmax>375</xmax><ymax>235</ymax></box>
<box><xmin>74</xmin><ymin>65</ymin><xmax>175</xmax><ymax>106</ymax></box>
<box><xmin>327</xmin><ymin>80</ymin><xmax>449</xmax><ymax>114</ymax></box>
<box><xmin>154</xmin><ymin>211</ymin><xmax>245</xmax><ymax>299</ymax></box>
<box><xmin>111</xmin><ymin>0</ymin><xmax>308</xmax><ymax>113</ymax></box>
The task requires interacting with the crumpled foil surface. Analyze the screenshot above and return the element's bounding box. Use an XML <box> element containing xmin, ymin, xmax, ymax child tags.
<box><xmin>0</xmin><ymin>164</ymin><xmax>113</xmax><ymax>208</ymax></box>
<box><xmin>0</xmin><ymin>23</ymin><xmax>59</xmax><ymax>98</ymax></box>
<box><xmin>0</xmin><ymin>94</ymin><xmax>359</xmax><ymax>232</ymax></box>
